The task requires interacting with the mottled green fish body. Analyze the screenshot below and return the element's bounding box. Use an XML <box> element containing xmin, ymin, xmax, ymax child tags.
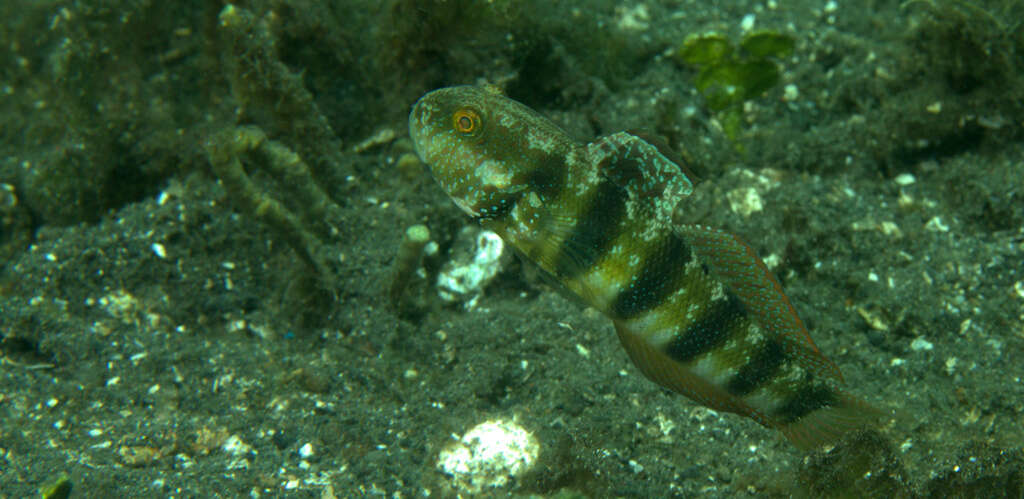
<box><xmin>410</xmin><ymin>86</ymin><xmax>876</xmax><ymax>449</ymax></box>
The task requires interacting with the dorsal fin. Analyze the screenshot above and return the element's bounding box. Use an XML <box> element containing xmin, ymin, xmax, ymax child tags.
<box><xmin>587</xmin><ymin>131</ymin><xmax>695</xmax><ymax>226</ymax></box>
<box><xmin>625</xmin><ymin>129</ymin><xmax>704</xmax><ymax>184</ymax></box>
<box><xmin>676</xmin><ymin>224</ymin><xmax>844</xmax><ymax>382</ymax></box>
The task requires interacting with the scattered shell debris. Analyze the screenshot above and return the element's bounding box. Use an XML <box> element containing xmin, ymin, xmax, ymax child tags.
<box><xmin>924</xmin><ymin>216</ymin><xmax>949</xmax><ymax>232</ymax></box>
<box><xmin>857</xmin><ymin>306</ymin><xmax>889</xmax><ymax>331</ymax></box>
<box><xmin>437</xmin><ymin>419</ymin><xmax>540</xmax><ymax>494</ymax></box>
<box><xmin>893</xmin><ymin>173</ymin><xmax>916</xmax><ymax>186</ymax></box>
<box><xmin>727</xmin><ymin>187</ymin><xmax>763</xmax><ymax>217</ymax></box>
<box><xmin>615</xmin><ymin>4</ymin><xmax>650</xmax><ymax>31</ymax></box>
<box><xmin>351</xmin><ymin>127</ymin><xmax>396</xmax><ymax>153</ymax></box>
<box><xmin>851</xmin><ymin>218</ymin><xmax>903</xmax><ymax>238</ymax></box>
<box><xmin>436</xmin><ymin>227</ymin><xmax>506</xmax><ymax>309</ymax></box>
<box><xmin>725</xmin><ymin>169</ymin><xmax>781</xmax><ymax>217</ymax></box>
<box><xmin>910</xmin><ymin>337</ymin><xmax>934</xmax><ymax>352</ymax></box>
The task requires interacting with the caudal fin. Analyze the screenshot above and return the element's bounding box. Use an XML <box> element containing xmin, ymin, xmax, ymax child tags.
<box><xmin>779</xmin><ymin>392</ymin><xmax>885</xmax><ymax>451</ymax></box>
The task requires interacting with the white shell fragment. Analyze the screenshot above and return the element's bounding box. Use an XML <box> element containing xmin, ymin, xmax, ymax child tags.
<box><xmin>151</xmin><ymin>242</ymin><xmax>167</xmax><ymax>259</ymax></box>
<box><xmin>727</xmin><ymin>187</ymin><xmax>763</xmax><ymax>217</ymax></box>
<box><xmin>436</xmin><ymin>227</ymin><xmax>506</xmax><ymax>308</ymax></box>
<box><xmin>437</xmin><ymin>419</ymin><xmax>540</xmax><ymax>494</ymax></box>
<box><xmin>893</xmin><ymin>173</ymin><xmax>916</xmax><ymax>186</ymax></box>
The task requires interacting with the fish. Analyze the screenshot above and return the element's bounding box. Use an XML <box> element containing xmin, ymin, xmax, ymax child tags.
<box><xmin>409</xmin><ymin>85</ymin><xmax>878</xmax><ymax>450</ymax></box>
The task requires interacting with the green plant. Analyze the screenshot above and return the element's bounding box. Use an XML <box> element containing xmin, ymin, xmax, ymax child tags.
<box><xmin>676</xmin><ymin>30</ymin><xmax>795</xmax><ymax>142</ymax></box>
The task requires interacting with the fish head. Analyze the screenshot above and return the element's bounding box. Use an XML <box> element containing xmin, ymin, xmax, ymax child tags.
<box><xmin>409</xmin><ymin>86</ymin><xmax>570</xmax><ymax>219</ymax></box>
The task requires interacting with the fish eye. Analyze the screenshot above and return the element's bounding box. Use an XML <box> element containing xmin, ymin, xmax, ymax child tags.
<box><xmin>452</xmin><ymin>108</ymin><xmax>481</xmax><ymax>135</ymax></box>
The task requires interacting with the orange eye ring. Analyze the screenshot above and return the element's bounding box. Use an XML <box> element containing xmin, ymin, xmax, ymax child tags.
<box><xmin>452</xmin><ymin>108</ymin><xmax>481</xmax><ymax>135</ymax></box>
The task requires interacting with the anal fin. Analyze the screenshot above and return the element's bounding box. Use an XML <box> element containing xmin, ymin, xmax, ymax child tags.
<box><xmin>616</xmin><ymin>294</ymin><xmax>883</xmax><ymax>450</ymax></box>
<box><xmin>614</xmin><ymin>322</ymin><xmax>774</xmax><ymax>428</ymax></box>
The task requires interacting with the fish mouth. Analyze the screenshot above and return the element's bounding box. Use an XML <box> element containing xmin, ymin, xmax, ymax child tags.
<box><xmin>410</xmin><ymin>93</ymin><xmax>444</xmax><ymax>159</ymax></box>
<box><xmin>410</xmin><ymin>97</ymin><xmax>428</xmax><ymax>129</ymax></box>
<box><xmin>408</xmin><ymin>99</ymin><xmax>430</xmax><ymax>161</ymax></box>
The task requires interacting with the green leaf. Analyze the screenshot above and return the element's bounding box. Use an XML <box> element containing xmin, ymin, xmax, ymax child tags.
<box><xmin>719</xmin><ymin>107</ymin><xmax>745</xmax><ymax>149</ymax></box>
<box><xmin>740</xmin><ymin>31</ymin><xmax>795</xmax><ymax>58</ymax></box>
<box><xmin>677</xmin><ymin>32</ymin><xmax>733</xmax><ymax>66</ymax></box>
<box><xmin>695</xmin><ymin>63</ymin><xmax>745</xmax><ymax>110</ymax></box>
<box><xmin>736</xmin><ymin>59</ymin><xmax>780</xmax><ymax>99</ymax></box>
<box><xmin>695</xmin><ymin>59</ymin><xmax>780</xmax><ymax>110</ymax></box>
